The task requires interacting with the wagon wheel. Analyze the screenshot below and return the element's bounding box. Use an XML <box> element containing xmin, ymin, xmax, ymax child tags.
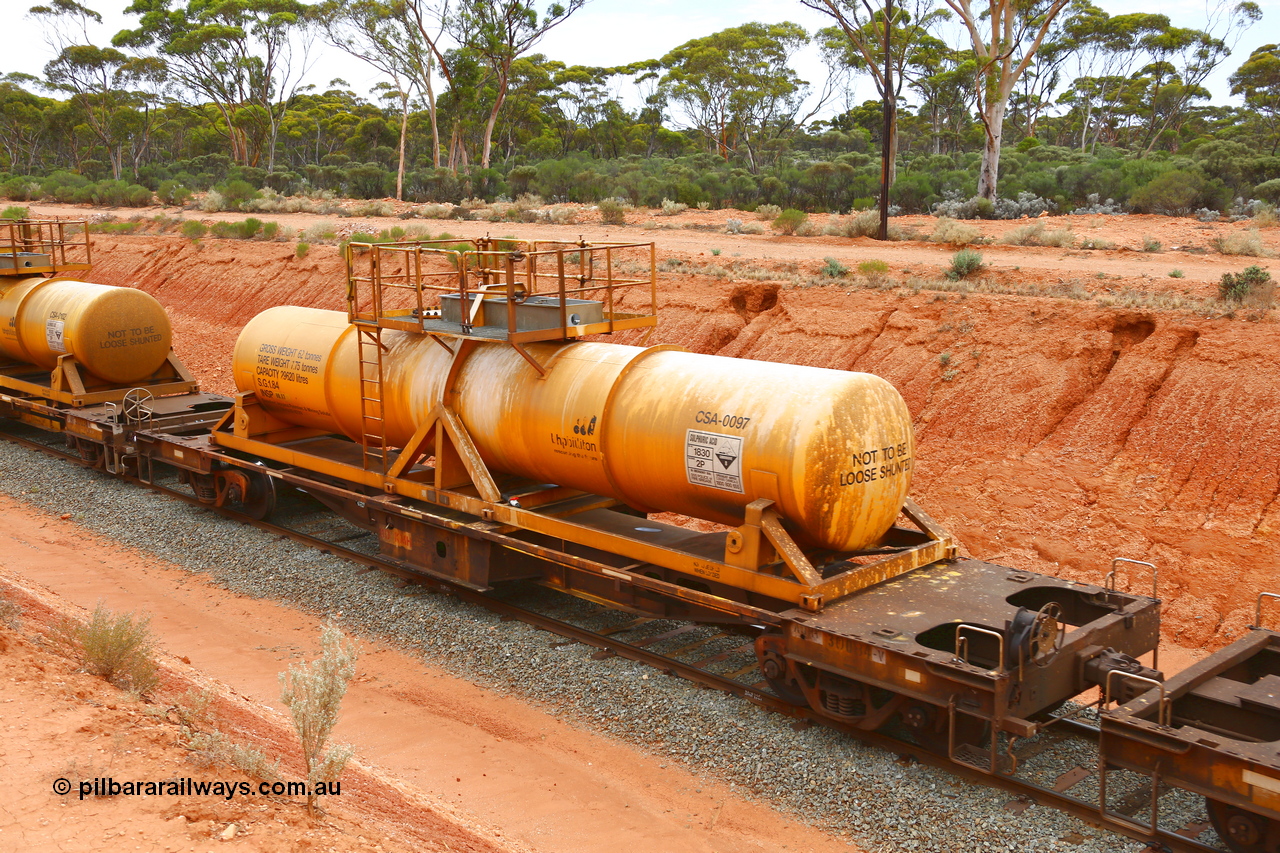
<box><xmin>214</xmin><ymin>467</ymin><xmax>276</xmax><ymax>520</ymax></box>
<box><xmin>757</xmin><ymin>641</ymin><xmax>807</xmax><ymax>706</ymax></box>
<box><xmin>1206</xmin><ymin>797</ymin><xmax>1278</xmax><ymax>853</ymax></box>
<box><xmin>238</xmin><ymin>468</ymin><xmax>276</xmax><ymax>520</ymax></box>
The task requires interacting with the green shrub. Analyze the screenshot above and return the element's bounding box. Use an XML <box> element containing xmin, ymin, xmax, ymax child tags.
<box><xmin>124</xmin><ymin>184</ymin><xmax>153</xmax><ymax>207</ymax></box>
<box><xmin>157</xmin><ymin>180</ymin><xmax>191</xmax><ymax>206</ymax></box>
<box><xmin>260</xmin><ymin>221</ymin><xmax>280</xmax><ymax>241</ymax></box>
<box><xmin>1168</xmin><ymin>269</ymin><xmax>1184</xmax><ymax>278</ymax></box>
<box><xmin>295</xmin><ymin>242</ymin><xmax>310</xmax><ymax>258</ymax></box>
<box><xmin>181</xmin><ymin>220</ymin><xmax>207</xmax><ymax>240</ymax></box>
<box><xmin>773</xmin><ymin>208</ymin><xmax>807</xmax><ymax>235</ymax></box>
<box><xmin>598</xmin><ymin>198</ymin><xmax>630</xmax><ymax>226</ymax></box>
<box><xmin>948</xmin><ymin>248</ymin><xmax>985</xmax><ymax>279</ymax></box>
<box><xmin>55</xmin><ymin>602</ymin><xmax>159</xmax><ymax>694</ymax></box>
<box><xmin>857</xmin><ymin>258</ymin><xmax>890</xmax><ymax>285</ymax></box>
<box><xmin>1142</xmin><ymin>237</ymin><xmax>1162</xmax><ymax>253</ymax></box>
<box><xmin>2</xmin><ymin>205</ymin><xmax>29</xmax><ymax>219</ymax></box>
<box><xmin>1254</xmin><ymin>179</ymin><xmax>1280</xmax><ymax>205</ymax></box>
<box><xmin>2</xmin><ymin>177</ymin><xmax>39</xmax><ymax>201</ymax></box>
<box><xmin>1219</xmin><ymin>265</ymin><xmax>1274</xmax><ymax>306</ymax></box>
<box><xmin>1129</xmin><ymin>170</ymin><xmax>1205</xmax><ymax>214</ymax></box>
<box><xmin>210</xmin><ymin>218</ymin><xmax>262</xmax><ymax>239</ymax></box>
<box><xmin>216</xmin><ymin>179</ymin><xmax>260</xmax><ymax>211</ymax></box>
<box><xmin>820</xmin><ymin>257</ymin><xmax>849</xmax><ymax>278</ymax></box>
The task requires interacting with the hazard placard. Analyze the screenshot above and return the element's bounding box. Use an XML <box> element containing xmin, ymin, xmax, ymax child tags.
<box><xmin>685</xmin><ymin>429</ymin><xmax>743</xmax><ymax>493</ymax></box>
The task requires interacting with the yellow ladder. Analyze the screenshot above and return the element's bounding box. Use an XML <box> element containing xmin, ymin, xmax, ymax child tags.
<box><xmin>355</xmin><ymin>322</ymin><xmax>387</xmax><ymax>472</ymax></box>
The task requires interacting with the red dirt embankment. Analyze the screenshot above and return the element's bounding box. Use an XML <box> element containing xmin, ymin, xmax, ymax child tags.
<box><xmin>79</xmin><ymin>232</ymin><xmax>1278</xmax><ymax>650</ymax></box>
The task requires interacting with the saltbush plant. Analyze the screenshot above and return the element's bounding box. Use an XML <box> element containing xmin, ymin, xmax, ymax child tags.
<box><xmin>279</xmin><ymin>625</ymin><xmax>357</xmax><ymax>814</ymax></box>
<box><xmin>948</xmin><ymin>249</ymin><xmax>985</xmax><ymax>279</ymax></box>
<box><xmin>820</xmin><ymin>257</ymin><xmax>849</xmax><ymax>277</ymax></box>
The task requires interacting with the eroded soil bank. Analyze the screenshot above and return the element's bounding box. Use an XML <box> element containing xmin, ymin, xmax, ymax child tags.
<box><xmin>68</xmin><ymin>220</ymin><xmax>1280</xmax><ymax>649</ymax></box>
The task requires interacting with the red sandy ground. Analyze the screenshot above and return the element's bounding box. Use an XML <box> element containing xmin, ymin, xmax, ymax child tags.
<box><xmin>0</xmin><ymin>495</ymin><xmax>857</xmax><ymax>853</ymax></box>
<box><xmin>3</xmin><ymin>200</ymin><xmax>1278</xmax><ymax>850</ymax></box>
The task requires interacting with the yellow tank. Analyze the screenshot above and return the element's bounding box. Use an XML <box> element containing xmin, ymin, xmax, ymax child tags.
<box><xmin>0</xmin><ymin>276</ymin><xmax>172</xmax><ymax>384</ymax></box>
<box><xmin>232</xmin><ymin>306</ymin><xmax>915</xmax><ymax>552</ymax></box>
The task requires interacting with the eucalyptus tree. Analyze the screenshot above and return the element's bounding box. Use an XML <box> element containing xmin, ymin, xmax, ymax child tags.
<box><xmin>318</xmin><ymin>0</ymin><xmax>423</xmax><ymax>197</ymax></box>
<box><xmin>906</xmin><ymin>43</ymin><xmax>975</xmax><ymax>155</ymax></box>
<box><xmin>41</xmin><ymin>45</ymin><xmax>166</xmax><ymax>179</ymax></box>
<box><xmin>808</xmin><ymin>0</ymin><xmax>950</xmax><ymax>183</ymax></box>
<box><xmin>659</xmin><ymin>21</ymin><xmax>823</xmax><ymax>173</ymax></box>
<box><xmin>941</xmin><ymin>0</ymin><xmax>1071</xmax><ymax>200</ymax></box>
<box><xmin>0</xmin><ymin>76</ymin><xmax>52</xmax><ymax>174</ymax></box>
<box><xmin>31</xmin><ymin>1</ymin><xmax>166</xmax><ymax>179</ymax></box>
<box><xmin>1231</xmin><ymin>43</ymin><xmax>1280</xmax><ymax>154</ymax></box>
<box><xmin>1055</xmin><ymin>4</ymin><xmax>1169</xmax><ymax>152</ymax></box>
<box><xmin>449</xmin><ymin>0</ymin><xmax>586</xmax><ymax>169</ymax></box>
<box><xmin>1130</xmin><ymin>2</ymin><xmax>1261</xmax><ymax>153</ymax></box>
<box><xmin>114</xmin><ymin>0</ymin><xmax>317</xmax><ymax>170</ymax></box>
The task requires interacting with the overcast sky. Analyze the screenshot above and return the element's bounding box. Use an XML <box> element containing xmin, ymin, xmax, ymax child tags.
<box><xmin>10</xmin><ymin>0</ymin><xmax>1278</xmax><ymax>121</ymax></box>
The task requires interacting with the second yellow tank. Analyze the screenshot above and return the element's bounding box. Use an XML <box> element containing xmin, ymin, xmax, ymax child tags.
<box><xmin>232</xmin><ymin>306</ymin><xmax>915</xmax><ymax>552</ymax></box>
<box><xmin>0</xmin><ymin>276</ymin><xmax>173</xmax><ymax>384</ymax></box>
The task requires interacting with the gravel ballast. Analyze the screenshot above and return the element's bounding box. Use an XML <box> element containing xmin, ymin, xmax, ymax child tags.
<box><xmin>0</xmin><ymin>436</ymin><xmax>1220</xmax><ymax>852</ymax></box>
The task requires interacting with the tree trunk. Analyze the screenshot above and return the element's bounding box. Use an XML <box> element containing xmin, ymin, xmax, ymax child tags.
<box><xmin>977</xmin><ymin>97</ymin><xmax>1006</xmax><ymax>200</ymax></box>
<box><xmin>888</xmin><ymin>126</ymin><xmax>898</xmax><ymax>190</ymax></box>
<box><xmin>1079</xmin><ymin>96</ymin><xmax>1091</xmax><ymax>151</ymax></box>
<box><xmin>396</xmin><ymin>93</ymin><xmax>408</xmax><ymax>201</ymax></box>
<box><xmin>425</xmin><ymin>60</ymin><xmax>441</xmax><ymax>169</ymax></box>
<box><xmin>480</xmin><ymin>88</ymin><xmax>505</xmax><ymax>170</ymax></box>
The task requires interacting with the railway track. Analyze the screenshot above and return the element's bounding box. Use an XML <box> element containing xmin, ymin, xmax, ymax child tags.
<box><xmin>0</xmin><ymin>422</ymin><xmax>1228</xmax><ymax>853</ymax></box>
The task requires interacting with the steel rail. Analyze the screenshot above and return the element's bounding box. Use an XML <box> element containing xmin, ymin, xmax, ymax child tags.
<box><xmin>0</xmin><ymin>426</ymin><xmax>1223</xmax><ymax>853</ymax></box>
